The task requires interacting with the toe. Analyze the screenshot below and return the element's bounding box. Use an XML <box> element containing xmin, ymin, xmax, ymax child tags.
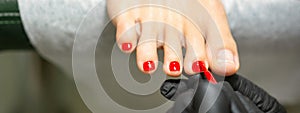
<box><xmin>136</xmin><ymin>22</ymin><xmax>158</xmax><ymax>74</ymax></box>
<box><xmin>183</xmin><ymin>22</ymin><xmax>208</xmax><ymax>75</ymax></box>
<box><xmin>203</xmin><ymin>1</ymin><xmax>240</xmax><ymax>76</ymax></box>
<box><xmin>163</xmin><ymin>25</ymin><xmax>183</xmax><ymax>77</ymax></box>
<box><xmin>115</xmin><ymin>14</ymin><xmax>138</xmax><ymax>53</ymax></box>
<box><xmin>206</xmin><ymin>26</ymin><xmax>239</xmax><ymax>76</ymax></box>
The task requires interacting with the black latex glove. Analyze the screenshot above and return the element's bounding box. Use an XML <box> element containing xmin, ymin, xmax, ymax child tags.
<box><xmin>160</xmin><ymin>73</ymin><xmax>287</xmax><ymax>113</ymax></box>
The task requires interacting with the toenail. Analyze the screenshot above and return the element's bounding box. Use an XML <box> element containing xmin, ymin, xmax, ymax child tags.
<box><xmin>192</xmin><ymin>61</ymin><xmax>206</xmax><ymax>73</ymax></box>
<box><xmin>143</xmin><ymin>61</ymin><xmax>155</xmax><ymax>71</ymax></box>
<box><xmin>122</xmin><ymin>43</ymin><xmax>132</xmax><ymax>51</ymax></box>
<box><xmin>169</xmin><ymin>61</ymin><xmax>180</xmax><ymax>72</ymax></box>
<box><xmin>217</xmin><ymin>49</ymin><xmax>234</xmax><ymax>64</ymax></box>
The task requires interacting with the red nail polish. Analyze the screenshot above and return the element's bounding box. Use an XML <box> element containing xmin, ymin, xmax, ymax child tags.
<box><xmin>122</xmin><ymin>43</ymin><xmax>132</xmax><ymax>51</ymax></box>
<box><xmin>169</xmin><ymin>61</ymin><xmax>180</xmax><ymax>72</ymax></box>
<box><xmin>143</xmin><ymin>61</ymin><xmax>155</xmax><ymax>71</ymax></box>
<box><xmin>204</xmin><ymin>71</ymin><xmax>217</xmax><ymax>84</ymax></box>
<box><xmin>192</xmin><ymin>61</ymin><xmax>207</xmax><ymax>72</ymax></box>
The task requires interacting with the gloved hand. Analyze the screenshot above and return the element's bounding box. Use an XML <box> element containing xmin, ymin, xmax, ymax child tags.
<box><xmin>160</xmin><ymin>73</ymin><xmax>287</xmax><ymax>113</ymax></box>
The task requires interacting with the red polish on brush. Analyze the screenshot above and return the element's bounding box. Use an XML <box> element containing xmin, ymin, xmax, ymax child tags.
<box><xmin>203</xmin><ymin>71</ymin><xmax>217</xmax><ymax>84</ymax></box>
<box><xmin>195</xmin><ymin>61</ymin><xmax>217</xmax><ymax>84</ymax></box>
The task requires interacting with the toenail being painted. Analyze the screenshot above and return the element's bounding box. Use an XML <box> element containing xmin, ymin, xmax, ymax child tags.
<box><xmin>122</xmin><ymin>43</ymin><xmax>132</xmax><ymax>51</ymax></box>
<box><xmin>192</xmin><ymin>61</ymin><xmax>206</xmax><ymax>73</ymax></box>
<box><xmin>192</xmin><ymin>61</ymin><xmax>217</xmax><ymax>84</ymax></box>
<box><xmin>143</xmin><ymin>61</ymin><xmax>155</xmax><ymax>71</ymax></box>
<box><xmin>169</xmin><ymin>61</ymin><xmax>180</xmax><ymax>72</ymax></box>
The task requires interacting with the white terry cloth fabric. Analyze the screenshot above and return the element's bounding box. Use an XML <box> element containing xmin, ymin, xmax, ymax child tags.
<box><xmin>18</xmin><ymin>0</ymin><xmax>104</xmax><ymax>75</ymax></box>
<box><xmin>18</xmin><ymin>0</ymin><xmax>300</xmax><ymax>109</ymax></box>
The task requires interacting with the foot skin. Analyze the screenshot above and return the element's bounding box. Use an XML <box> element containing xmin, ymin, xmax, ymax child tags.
<box><xmin>107</xmin><ymin>0</ymin><xmax>240</xmax><ymax>76</ymax></box>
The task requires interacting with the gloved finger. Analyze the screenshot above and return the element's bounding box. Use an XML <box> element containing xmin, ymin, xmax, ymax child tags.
<box><xmin>160</xmin><ymin>75</ymin><xmax>200</xmax><ymax>100</ymax></box>
<box><xmin>221</xmin><ymin>82</ymin><xmax>248</xmax><ymax>113</ymax></box>
<box><xmin>160</xmin><ymin>78</ymin><xmax>198</xmax><ymax>113</ymax></box>
<box><xmin>225</xmin><ymin>74</ymin><xmax>287</xmax><ymax>113</ymax></box>
<box><xmin>191</xmin><ymin>81</ymin><xmax>231</xmax><ymax>113</ymax></box>
<box><xmin>181</xmin><ymin>80</ymin><xmax>234</xmax><ymax>113</ymax></box>
<box><xmin>166</xmin><ymin>89</ymin><xmax>195</xmax><ymax>113</ymax></box>
<box><xmin>160</xmin><ymin>79</ymin><xmax>189</xmax><ymax>101</ymax></box>
<box><xmin>235</xmin><ymin>92</ymin><xmax>264</xmax><ymax>113</ymax></box>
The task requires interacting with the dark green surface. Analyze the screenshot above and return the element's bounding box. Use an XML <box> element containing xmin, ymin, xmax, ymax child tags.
<box><xmin>0</xmin><ymin>0</ymin><xmax>33</xmax><ymax>50</ymax></box>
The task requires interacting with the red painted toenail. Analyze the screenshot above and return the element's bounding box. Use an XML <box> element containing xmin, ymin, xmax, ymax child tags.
<box><xmin>143</xmin><ymin>61</ymin><xmax>155</xmax><ymax>71</ymax></box>
<box><xmin>192</xmin><ymin>61</ymin><xmax>206</xmax><ymax>72</ymax></box>
<box><xmin>122</xmin><ymin>43</ymin><xmax>132</xmax><ymax>51</ymax></box>
<box><xmin>169</xmin><ymin>61</ymin><xmax>180</xmax><ymax>72</ymax></box>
